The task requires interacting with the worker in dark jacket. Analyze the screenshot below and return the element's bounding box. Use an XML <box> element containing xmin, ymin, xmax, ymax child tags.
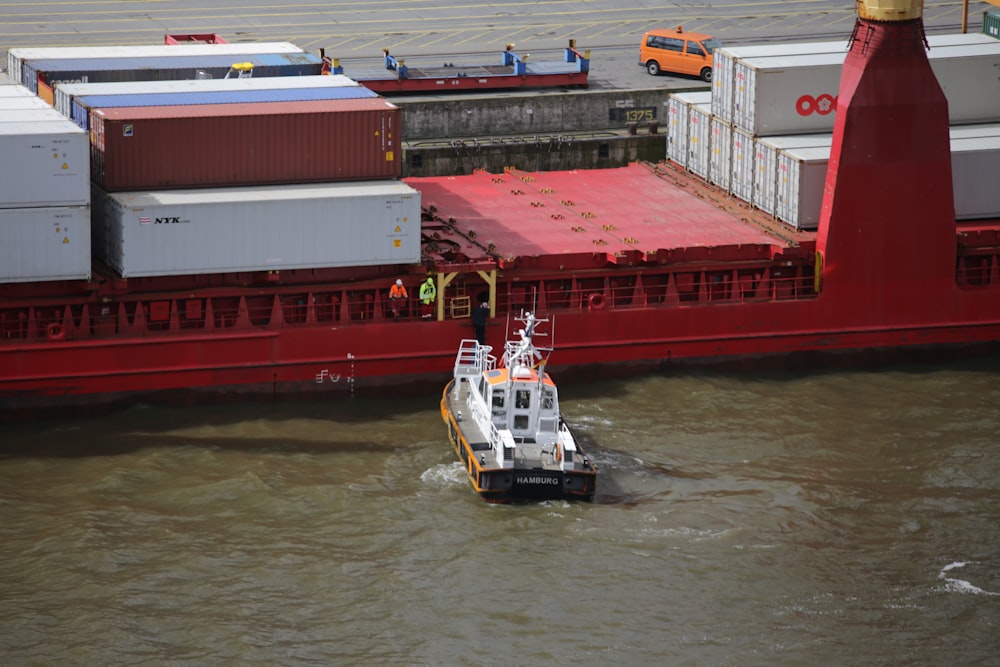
<box><xmin>472</xmin><ymin>297</ymin><xmax>489</xmax><ymax>345</ymax></box>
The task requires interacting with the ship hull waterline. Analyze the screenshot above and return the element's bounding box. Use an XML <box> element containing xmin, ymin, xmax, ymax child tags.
<box><xmin>4</xmin><ymin>298</ymin><xmax>999</xmax><ymax>417</ymax></box>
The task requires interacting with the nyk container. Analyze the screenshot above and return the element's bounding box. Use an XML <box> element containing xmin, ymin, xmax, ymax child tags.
<box><xmin>21</xmin><ymin>52</ymin><xmax>324</xmax><ymax>95</ymax></box>
<box><xmin>0</xmin><ymin>120</ymin><xmax>90</xmax><ymax>208</ymax></box>
<box><xmin>666</xmin><ymin>91</ymin><xmax>711</xmax><ymax>168</ymax></box>
<box><xmin>0</xmin><ymin>205</ymin><xmax>91</xmax><ymax>283</ymax></box>
<box><xmin>7</xmin><ymin>42</ymin><xmax>304</xmax><ymax>86</ymax></box>
<box><xmin>69</xmin><ymin>85</ymin><xmax>376</xmax><ymax>130</ymax></box>
<box><xmin>90</xmin><ymin>98</ymin><xmax>402</xmax><ymax>190</ymax></box>
<box><xmin>54</xmin><ymin>74</ymin><xmax>360</xmax><ymax>119</ymax></box>
<box><xmin>91</xmin><ymin>181</ymin><xmax>421</xmax><ymax>278</ymax></box>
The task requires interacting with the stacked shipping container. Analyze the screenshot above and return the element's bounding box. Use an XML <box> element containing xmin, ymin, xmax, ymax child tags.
<box><xmin>1</xmin><ymin>42</ymin><xmax>421</xmax><ymax>283</ymax></box>
<box><xmin>669</xmin><ymin>33</ymin><xmax>1000</xmax><ymax>229</ymax></box>
<box><xmin>0</xmin><ymin>91</ymin><xmax>91</xmax><ymax>283</ymax></box>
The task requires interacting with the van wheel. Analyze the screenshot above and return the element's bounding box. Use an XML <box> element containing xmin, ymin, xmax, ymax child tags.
<box><xmin>700</xmin><ymin>67</ymin><xmax>713</xmax><ymax>82</ymax></box>
<box><xmin>646</xmin><ymin>61</ymin><xmax>661</xmax><ymax>76</ymax></box>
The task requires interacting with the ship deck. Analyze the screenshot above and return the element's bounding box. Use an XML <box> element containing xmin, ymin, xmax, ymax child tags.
<box><xmin>409</xmin><ymin>162</ymin><xmax>817</xmax><ymax>272</ymax></box>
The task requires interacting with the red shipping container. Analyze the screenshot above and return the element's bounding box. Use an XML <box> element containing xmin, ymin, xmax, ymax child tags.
<box><xmin>89</xmin><ymin>98</ymin><xmax>401</xmax><ymax>190</ymax></box>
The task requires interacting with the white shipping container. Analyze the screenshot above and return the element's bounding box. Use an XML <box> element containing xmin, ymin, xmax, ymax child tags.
<box><xmin>735</xmin><ymin>41</ymin><xmax>1000</xmax><ymax>136</ymax></box>
<box><xmin>774</xmin><ymin>129</ymin><xmax>1000</xmax><ymax>228</ymax></box>
<box><xmin>948</xmin><ymin>122</ymin><xmax>1000</xmax><ymax>139</ymax></box>
<box><xmin>775</xmin><ymin>146</ymin><xmax>831</xmax><ymax>229</ymax></box>
<box><xmin>93</xmin><ymin>181</ymin><xmax>422</xmax><ymax>278</ymax></box>
<box><xmin>754</xmin><ymin>134</ymin><xmax>833</xmax><ymax>215</ymax></box>
<box><xmin>53</xmin><ymin>74</ymin><xmax>360</xmax><ymax>118</ymax></box>
<box><xmin>666</xmin><ymin>91</ymin><xmax>711</xmax><ymax>168</ymax></box>
<box><xmin>709</xmin><ymin>116</ymin><xmax>732</xmax><ymax>191</ymax></box>
<box><xmin>0</xmin><ymin>85</ymin><xmax>34</xmax><ymax>97</ymax></box>
<box><xmin>8</xmin><ymin>43</ymin><xmax>303</xmax><ymax>84</ymax></box>
<box><xmin>0</xmin><ymin>108</ymin><xmax>70</xmax><ymax>122</ymax></box>
<box><xmin>0</xmin><ymin>96</ymin><xmax>53</xmax><ymax>110</ymax></box>
<box><xmin>712</xmin><ymin>40</ymin><xmax>848</xmax><ymax>124</ymax></box>
<box><xmin>0</xmin><ymin>120</ymin><xmax>90</xmax><ymax>208</ymax></box>
<box><xmin>0</xmin><ymin>205</ymin><xmax>91</xmax><ymax>283</ymax></box>
<box><xmin>687</xmin><ymin>102</ymin><xmax>712</xmax><ymax>180</ymax></box>
<box><xmin>730</xmin><ymin>128</ymin><xmax>755</xmax><ymax>201</ymax></box>
<box><xmin>713</xmin><ymin>32</ymin><xmax>997</xmax><ymax>126</ymax></box>
<box><xmin>951</xmin><ymin>136</ymin><xmax>1000</xmax><ymax>220</ymax></box>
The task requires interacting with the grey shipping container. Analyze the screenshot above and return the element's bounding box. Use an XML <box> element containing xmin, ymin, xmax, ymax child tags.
<box><xmin>0</xmin><ymin>120</ymin><xmax>90</xmax><ymax>208</ymax></box>
<box><xmin>754</xmin><ymin>134</ymin><xmax>833</xmax><ymax>214</ymax></box>
<box><xmin>0</xmin><ymin>205</ymin><xmax>91</xmax><ymax>283</ymax></box>
<box><xmin>666</xmin><ymin>91</ymin><xmax>711</xmax><ymax>168</ymax></box>
<box><xmin>54</xmin><ymin>74</ymin><xmax>359</xmax><ymax>118</ymax></box>
<box><xmin>712</xmin><ymin>40</ymin><xmax>849</xmax><ymax>124</ymax></box>
<box><xmin>92</xmin><ymin>181</ymin><xmax>421</xmax><ymax>278</ymax></box>
<box><xmin>0</xmin><ymin>108</ymin><xmax>68</xmax><ymax>123</ymax></box>
<box><xmin>730</xmin><ymin>128</ymin><xmax>755</xmax><ymax>201</ymax></box>
<box><xmin>708</xmin><ymin>116</ymin><xmax>732</xmax><ymax>191</ymax></box>
<box><xmin>21</xmin><ymin>52</ymin><xmax>323</xmax><ymax>94</ymax></box>
<box><xmin>774</xmin><ymin>128</ymin><xmax>1000</xmax><ymax>228</ymax></box>
<box><xmin>0</xmin><ymin>85</ymin><xmax>35</xmax><ymax>97</ymax></box>
<box><xmin>7</xmin><ymin>42</ymin><xmax>304</xmax><ymax>86</ymax></box>
<box><xmin>951</xmin><ymin>136</ymin><xmax>1000</xmax><ymax>220</ymax></box>
<box><xmin>774</xmin><ymin>146</ymin><xmax>832</xmax><ymax>229</ymax></box>
<box><xmin>687</xmin><ymin>102</ymin><xmax>712</xmax><ymax>180</ymax></box>
<box><xmin>0</xmin><ymin>96</ymin><xmax>53</xmax><ymax>110</ymax></box>
<box><xmin>734</xmin><ymin>41</ymin><xmax>1000</xmax><ymax>136</ymax></box>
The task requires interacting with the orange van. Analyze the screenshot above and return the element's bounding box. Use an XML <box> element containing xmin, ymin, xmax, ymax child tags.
<box><xmin>639</xmin><ymin>26</ymin><xmax>722</xmax><ymax>82</ymax></box>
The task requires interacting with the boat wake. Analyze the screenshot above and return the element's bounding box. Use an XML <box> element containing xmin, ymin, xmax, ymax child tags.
<box><xmin>937</xmin><ymin>561</ymin><xmax>1000</xmax><ymax>596</ymax></box>
<box><xmin>419</xmin><ymin>462</ymin><xmax>467</xmax><ymax>490</ymax></box>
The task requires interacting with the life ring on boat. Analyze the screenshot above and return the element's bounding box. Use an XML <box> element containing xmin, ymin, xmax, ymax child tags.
<box><xmin>554</xmin><ymin>442</ymin><xmax>563</xmax><ymax>463</ymax></box>
<box><xmin>46</xmin><ymin>322</ymin><xmax>65</xmax><ymax>341</ymax></box>
<box><xmin>587</xmin><ymin>292</ymin><xmax>605</xmax><ymax>311</ymax></box>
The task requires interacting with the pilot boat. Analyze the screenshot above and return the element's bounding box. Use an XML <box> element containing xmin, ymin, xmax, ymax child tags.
<box><xmin>440</xmin><ymin>311</ymin><xmax>597</xmax><ymax>502</ymax></box>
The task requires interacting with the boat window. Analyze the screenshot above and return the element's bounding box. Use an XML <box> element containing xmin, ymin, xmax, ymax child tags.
<box><xmin>542</xmin><ymin>389</ymin><xmax>554</xmax><ymax>410</ymax></box>
<box><xmin>492</xmin><ymin>390</ymin><xmax>505</xmax><ymax>408</ymax></box>
<box><xmin>514</xmin><ymin>415</ymin><xmax>529</xmax><ymax>430</ymax></box>
<box><xmin>515</xmin><ymin>389</ymin><xmax>531</xmax><ymax>409</ymax></box>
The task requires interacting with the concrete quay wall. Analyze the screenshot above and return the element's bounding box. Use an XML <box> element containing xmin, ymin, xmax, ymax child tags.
<box><xmin>397</xmin><ymin>86</ymin><xmax>705</xmax><ymax>176</ymax></box>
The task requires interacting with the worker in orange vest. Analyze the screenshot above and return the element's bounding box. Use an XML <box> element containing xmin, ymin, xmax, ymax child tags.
<box><xmin>389</xmin><ymin>278</ymin><xmax>408</xmax><ymax>318</ymax></box>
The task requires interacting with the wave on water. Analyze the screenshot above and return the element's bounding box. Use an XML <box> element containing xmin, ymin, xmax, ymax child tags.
<box><xmin>419</xmin><ymin>462</ymin><xmax>466</xmax><ymax>490</ymax></box>
<box><xmin>937</xmin><ymin>561</ymin><xmax>1000</xmax><ymax>596</ymax></box>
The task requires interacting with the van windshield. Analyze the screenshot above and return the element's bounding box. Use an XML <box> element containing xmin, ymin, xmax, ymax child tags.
<box><xmin>702</xmin><ymin>38</ymin><xmax>723</xmax><ymax>54</ymax></box>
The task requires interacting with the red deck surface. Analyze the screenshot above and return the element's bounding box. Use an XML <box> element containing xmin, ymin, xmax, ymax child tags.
<box><xmin>409</xmin><ymin>163</ymin><xmax>807</xmax><ymax>269</ymax></box>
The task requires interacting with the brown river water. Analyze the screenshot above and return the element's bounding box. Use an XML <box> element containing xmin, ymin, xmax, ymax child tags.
<box><xmin>1</xmin><ymin>357</ymin><xmax>998</xmax><ymax>666</ymax></box>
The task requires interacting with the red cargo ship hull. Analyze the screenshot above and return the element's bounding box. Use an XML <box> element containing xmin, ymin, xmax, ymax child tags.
<box><xmin>2</xmin><ymin>161</ymin><xmax>998</xmax><ymax>417</ymax></box>
<box><xmin>3</xmin><ymin>12</ymin><xmax>1000</xmax><ymax>419</ymax></box>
